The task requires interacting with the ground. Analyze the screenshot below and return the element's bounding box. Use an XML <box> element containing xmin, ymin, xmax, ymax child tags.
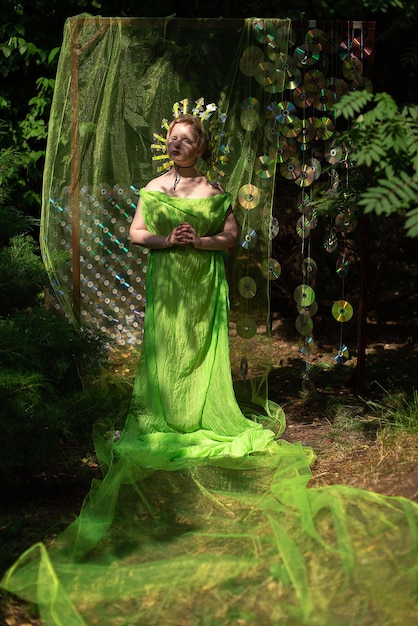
<box><xmin>1</xmin><ymin>314</ymin><xmax>418</xmax><ymax>625</ymax></box>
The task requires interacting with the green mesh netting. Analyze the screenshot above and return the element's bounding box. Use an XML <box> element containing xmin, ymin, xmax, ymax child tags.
<box><xmin>2</xmin><ymin>16</ymin><xmax>418</xmax><ymax>626</ymax></box>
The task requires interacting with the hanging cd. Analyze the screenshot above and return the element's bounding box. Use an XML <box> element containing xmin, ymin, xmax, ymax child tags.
<box><xmin>296</xmin><ymin>118</ymin><xmax>316</xmax><ymax>144</ymax></box>
<box><xmin>276</xmin><ymin>101</ymin><xmax>298</xmax><ymax>125</ymax></box>
<box><xmin>352</xmin><ymin>36</ymin><xmax>374</xmax><ymax>58</ymax></box>
<box><xmin>326</xmin><ymin>76</ymin><xmax>348</xmax><ymax>97</ymax></box>
<box><xmin>238</xmin><ymin>184</ymin><xmax>261</xmax><ymax>210</ymax></box>
<box><xmin>293</xmin><ymin>43</ymin><xmax>320</xmax><ymax>67</ymax></box>
<box><xmin>323</xmin><ymin>230</ymin><xmax>338</xmax><ymax>252</ymax></box>
<box><xmin>298</xmin><ymin>192</ymin><xmax>312</xmax><ymax>215</ymax></box>
<box><xmin>240</xmin><ymin>109</ymin><xmax>261</xmax><ymax>131</ymax></box>
<box><xmin>240</xmin><ymin>46</ymin><xmax>264</xmax><ymax>76</ymax></box>
<box><xmin>236</xmin><ymin>317</ymin><xmax>257</xmax><ymax>339</ymax></box>
<box><xmin>298</xmin><ymin>335</ymin><xmax>315</xmax><ymax>356</ymax></box>
<box><xmin>323</xmin><ymin>31</ymin><xmax>339</xmax><ymax>54</ymax></box>
<box><xmin>314</xmin><ymin>116</ymin><xmax>335</xmax><ymax>140</ymax></box>
<box><xmin>255</xmin><ymin>155</ymin><xmax>275</xmax><ymax>178</ymax></box>
<box><xmin>285</xmin><ymin>68</ymin><xmax>302</xmax><ymax>90</ymax></box>
<box><xmin>252</xmin><ymin>19</ymin><xmax>276</xmax><ymax>44</ymax></box>
<box><xmin>350</xmin><ymin>76</ymin><xmax>373</xmax><ymax>93</ymax></box>
<box><xmin>302</xmin><ymin>256</ymin><xmax>317</xmax><ymax>279</ymax></box>
<box><xmin>297</xmin><ymin>301</ymin><xmax>318</xmax><ymax>317</ymax></box>
<box><xmin>295</xmin><ymin>165</ymin><xmax>315</xmax><ymax>188</ymax></box>
<box><xmin>324</xmin><ymin>141</ymin><xmax>343</xmax><ymax>164</ymax></box>
<box><xmin>280</xmin><ymin>117</ymin><xmax>302</xmax><ymax>138</ymax></box>
<box><xmin>295</xmin><ymin>314</ymin><xmax>314</xmax><ymax>336</ymax></box>
<box><xmin>280</xmin><ymin>157</ymin><xmax>301</xmax><ymax>180</ymax></box>
<box><xmin>334</xmin><ymin>344</ymin><xmax>349</xmax><ymax>364</ymax></box>
<box><xmin>241</xmin><ymin>96</ymin><xmax>260</xmax><ymax>114</ymax></box>
<box><xmin>305</xmin><ymin>28</ymin><xmax>326</xmax><ymax>49</ymax></box>
<box><xmin>269</xmin><ymin>216</ymin><xmax>280</xmax><ymax>239</ymax></box>
<box><xmin>342</xmin><ymin>58</ymin><xmax>363</xmax><ymax>80</ymax></box>
<box><xmin>314</xmin><ymin>89</ymin><xmax>336</xmax><ymax>112</ymax></box>
<box><xmin>303</xmin><ymin>69</ymin><xmax>326</xmax><ymax>93</ymax></box>
<box><xmin>338</xmin><ymin>39</ymin><xmax>354</xmax><ymax>61</ymax></box>
<box><xmin>335</xmin><ymin>212</ymin><xmax>358</xmax><ymax>233</ymax></box>
<box><xmin>277</xmin><ymin>137</ymin><xmax>298</xmax><ymax>162</ymax></box>
<box><xmin>332</xmin><ymin>300</ymin><xmax>353</xmax><ymax>323</ymax></box>
<box><xmin>293</xmin><ymin>284</ymin><xmax>315</xmax><ymax>307</ymax></box>
<box><xmin>292</xmin><ymin>86</ymin><xmax>313</xmax><ymax>109</ymax></box>
<box><xmin>241</xmin><ymin>228</ymin><xmax>258</xmax><ymax>250</ymax></box>
<box><xmin>238</xmin><ymin>276</ymin><xmax>257</xmax><ymax>299</ymax></box>
<box><xmin>307</xmin><ymin>157</ymin><xmax>322</xmax><ymax>179</ymax></box>
<box><xmin>336</xmin><ymin>255</ymin><xmax>350</xmax><ymax>278</ymax></box>
<box><xmin>261</xmin><ymin>258</ymin><xmax>281</xmax><ymax>280</ymax></box>
<box><xmin>254</xmin><ymin>61</ymin><xmax>281</xmax><ymax>87</ymax></box>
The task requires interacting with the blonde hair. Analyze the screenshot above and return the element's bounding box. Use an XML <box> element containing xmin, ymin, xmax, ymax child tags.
<box><xmin>167</xmin><ymin>114</ymin><xmax>207</xmax><ymax>156</ymax></box>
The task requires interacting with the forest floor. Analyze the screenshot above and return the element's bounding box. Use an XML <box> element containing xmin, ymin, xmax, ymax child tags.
<box><xmin>1</xmin><ymin>312</ymin><xmax>418</xmax><ymax>625</ymax></box>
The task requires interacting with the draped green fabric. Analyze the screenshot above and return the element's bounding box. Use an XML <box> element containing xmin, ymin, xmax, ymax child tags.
<box><xmin>2</xmin><ymin>15</ymin><xmax>418</xmax><ymax>626</ymax></box>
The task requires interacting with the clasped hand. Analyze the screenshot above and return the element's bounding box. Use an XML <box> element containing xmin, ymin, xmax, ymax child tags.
<box><xmin>167</xmin><ymin>222</ymin><xmax>202</xmax><ymax>248</ymax></box>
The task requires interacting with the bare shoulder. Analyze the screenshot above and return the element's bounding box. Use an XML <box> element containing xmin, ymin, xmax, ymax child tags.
<box><xmin>144</xmin><ymin>173</ymin><xmax>171</xmax><ymax>192</ymax></box>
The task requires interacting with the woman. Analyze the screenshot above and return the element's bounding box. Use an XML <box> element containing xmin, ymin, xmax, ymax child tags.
<box><xmin>123</xmin><ymin>113</ymin><xmax>278</xmax><ymax>461</ymax></box>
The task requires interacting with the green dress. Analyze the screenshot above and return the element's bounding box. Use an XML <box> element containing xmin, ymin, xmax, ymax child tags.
<box><xmin>116</xmin><ymin>189</ymin><xmax>278</xmax><ymax>465</ymax></box>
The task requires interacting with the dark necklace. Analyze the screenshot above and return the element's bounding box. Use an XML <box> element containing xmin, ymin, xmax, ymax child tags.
<box><xmin>173</xmin><ymin>161</ymin><xmax>198</xmax><ymax>190</ymax></box>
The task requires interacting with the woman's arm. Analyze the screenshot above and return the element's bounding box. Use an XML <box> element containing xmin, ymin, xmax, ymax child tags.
<box><xmin>129</xmin><ymin>199</ymin><xmax>190</xmax><ymax>248</ymax></box>
<box><xmin>187</xmin><ymin>210</ymin><xmax>238</xmax><ymax>251</ymax></box>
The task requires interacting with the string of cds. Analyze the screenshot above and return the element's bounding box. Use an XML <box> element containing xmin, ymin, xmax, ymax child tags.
<box><xmin>234</xmin><ymin>19</ymin><xmax>374</xmax><ymax>388</ymax></box>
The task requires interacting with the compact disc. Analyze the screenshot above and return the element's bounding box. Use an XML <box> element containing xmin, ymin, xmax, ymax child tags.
<box><xmin>254</xmin><ymin>61</ymin><xmax>281</xmax><ymax>87</ymax></box>
<box><xmin>293</xmin><ymin>43</ymin><xmax>320</xmax><ymax>67</ymax></box>
<box><xmin>277</xmin><ymin>137</ymin><xmax>298</xmax><ymax>161</ymax></box>
<box><xmin>296</xmin><ymin>215</ymin><xmax>311</xmax><ymax>238</ymax></box>
<box><xmin>293</xmin><ymin>284</ymin><xmax>315</xmax><ymax>306</ymax></box>
<box><xmin>240</xmin><ymin>108</ymin><xmax>261</xmax><ymax>131</ymax></box>
<box><xmin>307</xmin><ymin>157</ymin><xmax>322</xmax><ymax>179</ymax></box>
<box><xmin>269</xmin><ymin>216</ymin><xmax>280</xmax><ymax>238</ymax></box>
<box><xmin>292</xmin><ymin>86</ymin><xmax>313</xmax><ymax>109</ymax></box>
<box><xmin>275</xmin><ymin>53</ymin><xmax>298</xmax><ymax>75</ymax></box>
<box><xmin>335</xmin><ymin>212</ymin><xmax>357</xmax><ymax>233</ymax></box>
<box><xmin>240</xmin><ymin>228</ymin><xmax>258</xmax><ymax>250</ymax></box>
<box><xmin>332</xmin><ymin>300</ymin><xmax>353</xmax><ymax>322</ymax></box>
<box><xmin>252</xmin><ymin>19</ymin><xmax>276</xmax><ymax>44</ymax></box>
<box><xmin>336</xmin><ymin>255</ymin><xmax>350</xmax><ymax>278</ymax></box>
<box><xmin>296</xmin><ymin>118</ymin><xmax>316</xmax><ymax>143</ymax></box>
<box><xmin>280</xmin><ymin>117</ymin><xmax>302</xmax><ymax>138</ymax></box>
<box><xmin>350</xmin><ymin>76</ymin><xmax>373</xmax><ymax>93</ymax></box>
<box><xmin>285</xmin><ymin>68</ymin><xmax>302</xmax><ymax>90</ymax></box>
<box><xmin>303</xmin><ymin>69</ymin><xmax>326</xmax><ymax>93</ymax></box>
<box><xmin>305</xmin><ymin>28</ymin><xmax>326</xmax><ymax>49</ymax></box>
<box><xmin>295</xmin><ymin>165</ymin><xmax>315</xmax><ymax>188</ymax></box>
<box><xmin>298</xmin><ymin>335</ymin><xmax>315</xmax><ymax>356</ymax></box>
<box><xmin>352</xmin><ymin>36</ymin><xmax>374</xmax><ymax>58</ymax></box>
<box><xmin>334</xmin><ymin>344</ymin><xmax>349</xmax><ymax>363</ymax></box>
<box><xmin>276</xmin><ymin>101</ymin><xmax>298</xmax><ymax>125</ymax></box>
<box><xmin>238</xmin><ymin>184</ymin><xmax>261</xmax><ymax>209</ymax></box>
<box><xmin>323</xmin><ymin>31</ymin><xmax>339</xmax><ymax>53</ymax></box>
<box><xmin>240</xmin><ymin>46</ymin><xmax>264</xmax><ymax>76</ymax></box>
<box><xmin>323</xmin><ymin>230</ymin><xmax>338</xmax><ymax>252</ymax></box>
<box><xmin>298</xmin><ymin>192</ymin><xmax>312</xmax><ymax>215</ymax></box>
<box><xmin>255</xmin><ymin>155</ymin><xmax>275</xmax><ymax>178</ymax></box>
<box><xmin>326</xmin><ymin>76</ymin><xmax>348</xmax><ymax>97</ymax></box>
<box><xmin>314</xmin><ymin>116</ymin><xmax>335</xmax><ymax>140</ymax></box>
<box><xmin>238</xmin><ymin>276</ymin><xmax>257</xmax><ymax>298</ymax></box>
<box><xmin>324</xmin><ymin>142</ymin><xmax>343</xmax><ymax>164</ymax></box>
<box><xmin>314</xmin><ymin>89</ymin><xmax>336</xmax><ymax>112</ymax></box>
<box><xmin>280</xmin><ymin>157</ymin><xmax>301</xmax><ymax>180</ymax></box>
<box><xmin>297</xmin><ymin>301</ymin><xmax>318</xmax><ymax>317</ymax></box>
<box><xmin>261</xmin><ymin>258</ymin><xmax>281</xmax><ymax>280</ymax></box>
<box><xmin>302</xmin><ymin>256</ymin><xmax>317</xmax><ymax>279</ymax></box>
<box><xmin>338</xmin><ymin>39</ymin><xmax>354</xmax><ymax>61</ymax></box>
<box><xmin>241</xmin><ymin>96</ymin><xmax>260</xmax><ymax>112</ymax></box>
<box><xmin>236</xmin><ymin>317</ymin><xmax>257</xmax><ymax>338</ymax></box>
<box><xmin>342</xmin><ymin>58</ymin><xmax>363</xmax><ymax>80</ymax></box>
<box><xmin>295</xmin><ymin>314</ymin><xmax>314</xmax><ymax>336</ymax></box>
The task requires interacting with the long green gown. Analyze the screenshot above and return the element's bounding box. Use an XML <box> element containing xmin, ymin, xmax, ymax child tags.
<box><xmin>116</xmin><ymin>189</ymin><xmax>280</xmax><ymax>466</ymax></box>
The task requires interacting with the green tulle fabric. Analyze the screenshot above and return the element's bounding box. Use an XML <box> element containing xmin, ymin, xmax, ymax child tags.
<box><xmin>2</xmin><ymin>15</ymin><xmax>418</xmax><ymax>626</ymax></box>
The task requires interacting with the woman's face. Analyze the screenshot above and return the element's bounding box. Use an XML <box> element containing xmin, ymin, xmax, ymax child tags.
<box><xmin>167</xmin><ymin>122</ymin><xmax>203</xmax><ymax>166</ymax></box>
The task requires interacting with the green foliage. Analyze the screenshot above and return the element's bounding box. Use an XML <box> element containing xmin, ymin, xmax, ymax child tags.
<box><xmin>332</xmin><ymin>91</ymin><xmax>418</xmax><ymax>237</ymax></box>
<box><xmin>363</xmin><ymin>386</ymin><xmax>418</xmax><ymax>432</ymax></box>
